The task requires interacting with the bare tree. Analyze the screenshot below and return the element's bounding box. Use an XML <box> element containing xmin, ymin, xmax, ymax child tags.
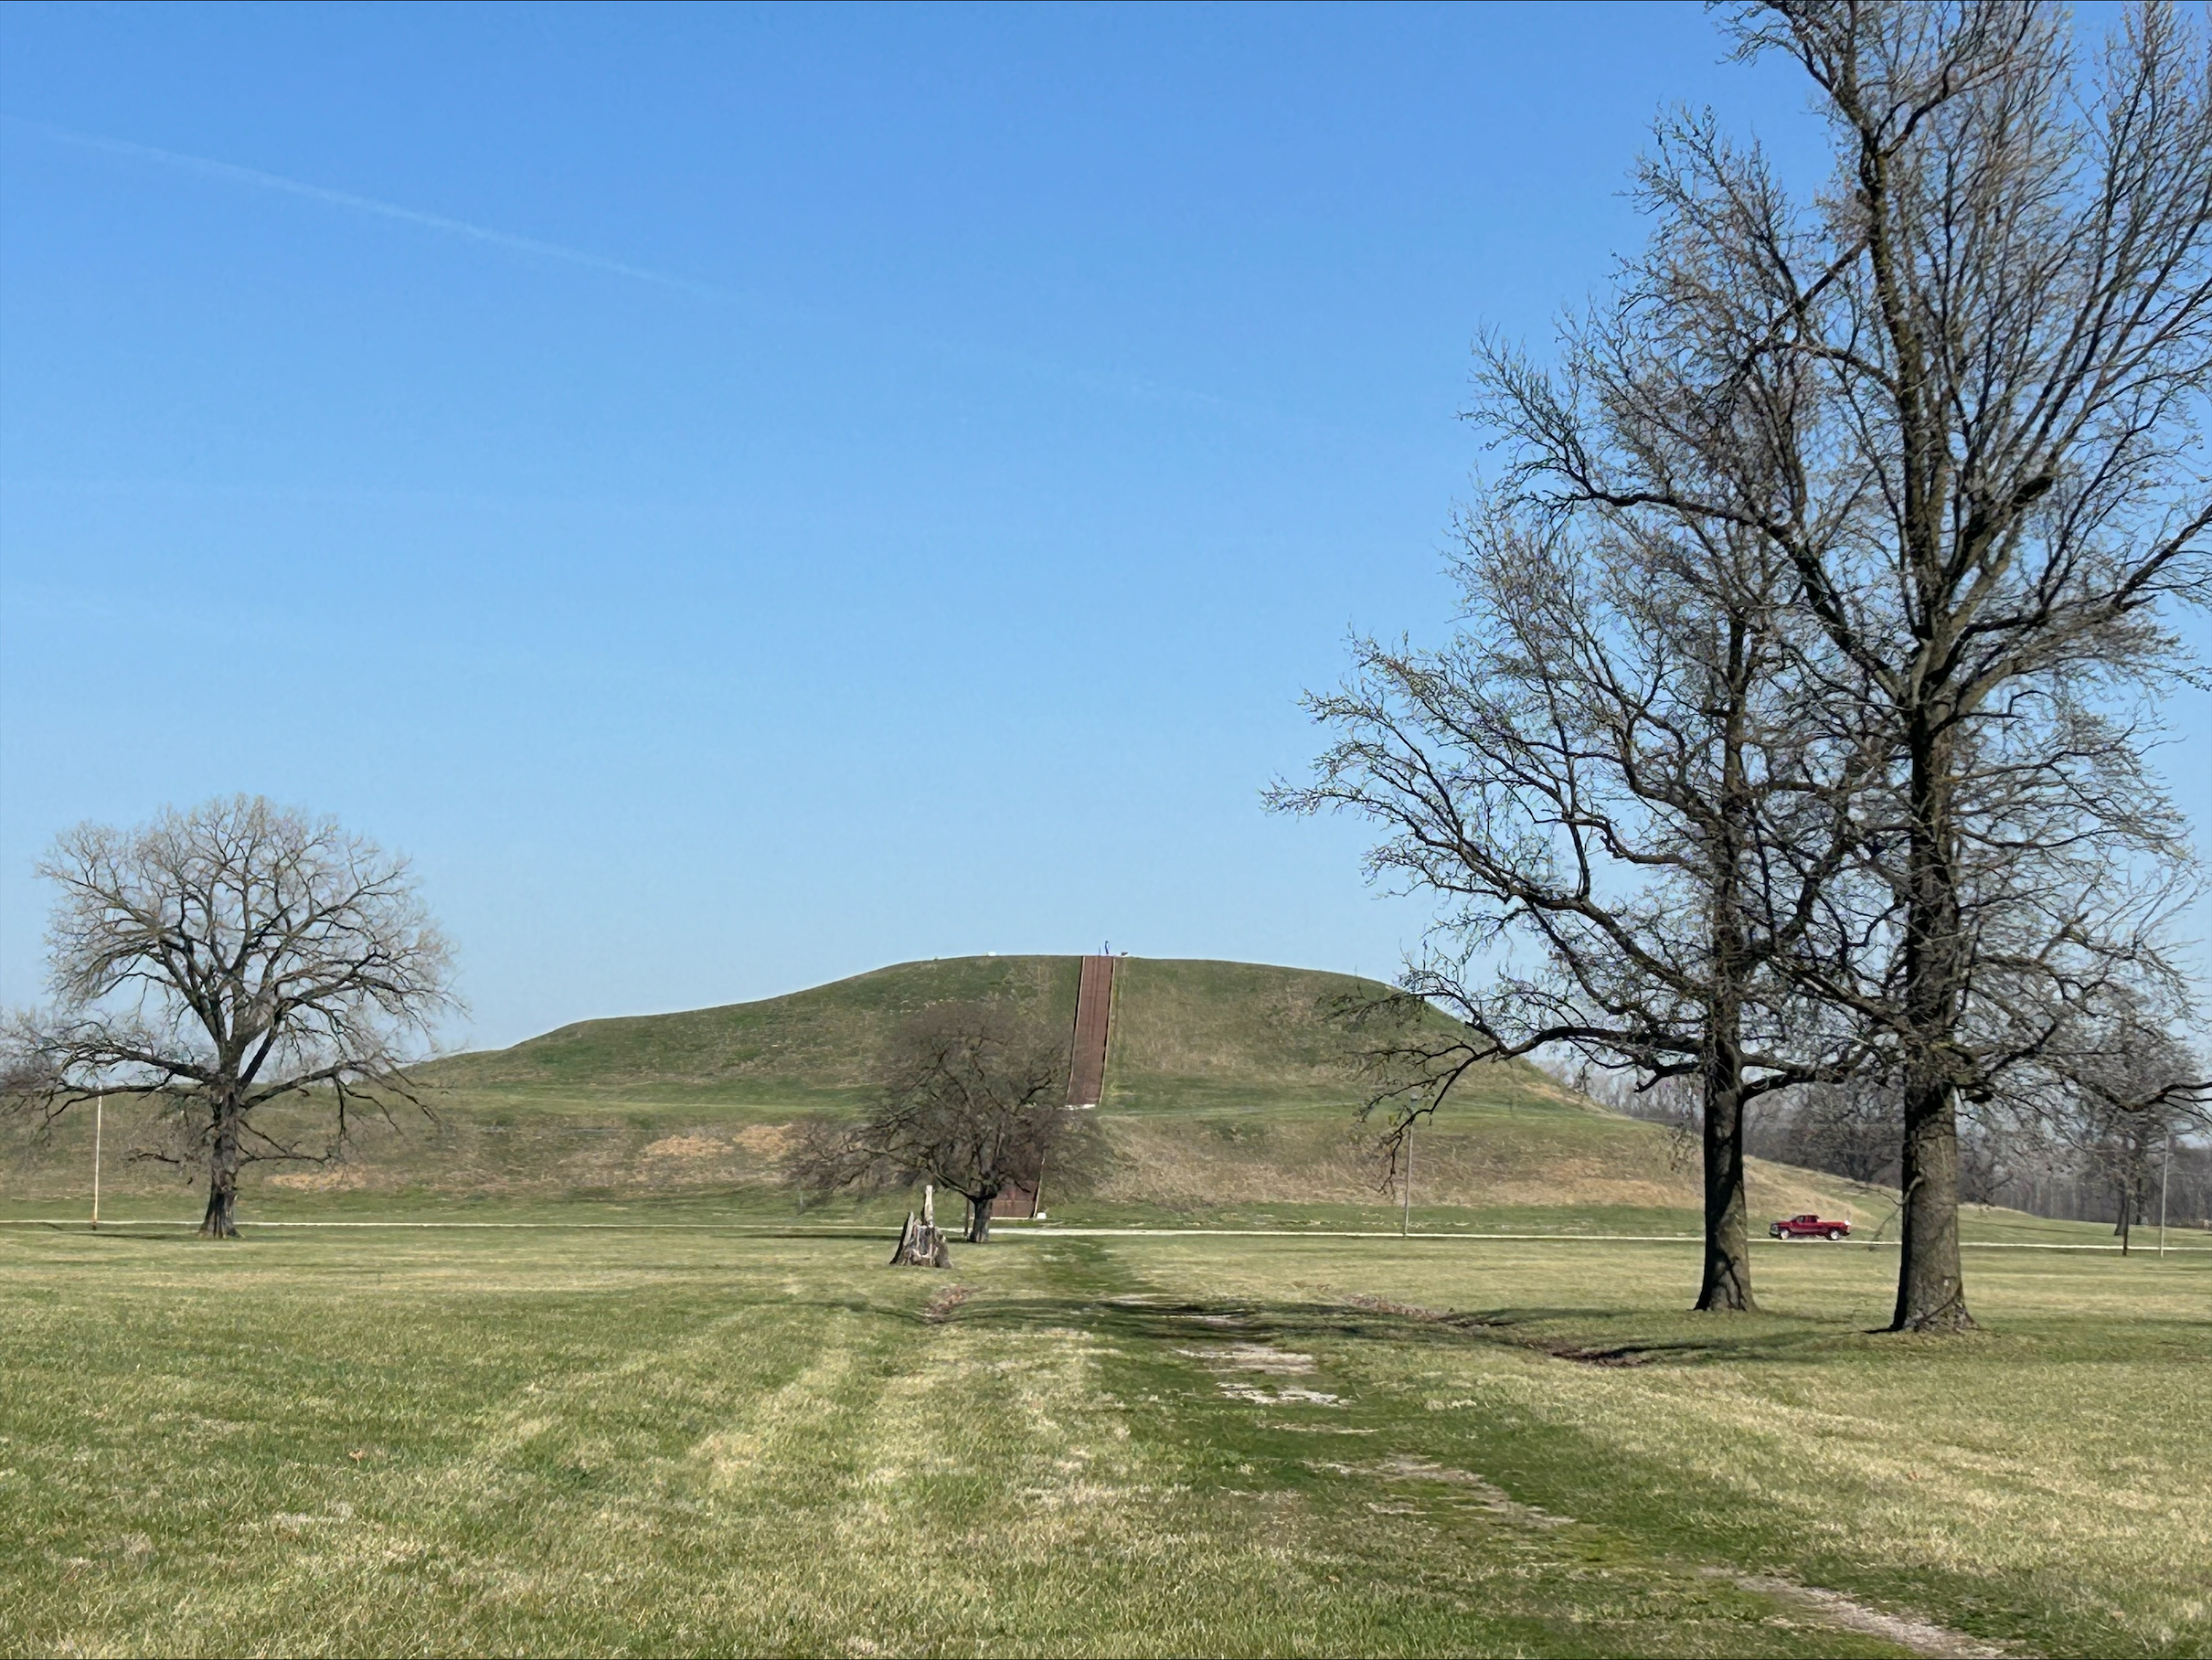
<box><xmin>1754</xmin><ymin>1077</ymin><xmax>1903</xmax><ymax>1187</ymax></box>
<box><xmin>1954</xmin><ymin>1115</ymin><xmax>2015</xmax><ymax>1208</ymax></box>
<box><xmin>1274</xmin><ymin>332</ymin><xmax>1879</xmax><ymax>1314</ymax></box>
<box><xmin>2023</xmin><ymin>1014</ymin><xmax>2210</xmax><ymax>1245</ymax></box>
<box><xmin>1476</xmin><ymin>1</ymin><xmax>2212</xmax><ymax>1329</ymax></box>
<box><xmin>3</xmin><ymin>796</ymin><xmax>457</xmax><ymax>1237</ymax></box>
<box><xmin>787</xmin><ymin>1002</ymin><xmax>1092</xmax><ymax>1243</ymax></box>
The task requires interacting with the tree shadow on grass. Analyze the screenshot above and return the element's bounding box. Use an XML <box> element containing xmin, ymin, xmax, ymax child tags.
<box><xmin>939</xmin><ymin>1283</ymin><xmax>1878</xmax><ymax>1372</ymax></box>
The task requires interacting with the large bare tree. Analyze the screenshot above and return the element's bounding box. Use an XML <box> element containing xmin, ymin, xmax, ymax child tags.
<box><xmin>5</xmin><ymin>796</ymin><xmax>457</xmax><ymax>1237</ymax></box>
<box><xmin>1275</xmin><ymin>477</ymin><xmax>1874</xmax><ymax>1312</ymax></box>
<box><xmin>788</xmin><ymin>1001</ymin><xmax>1092</xmax><ymax>1242</ymax></box>
<box><xmin>1477</xmin><ymin>0</ymin><xmax>2211</xmax><ymax>1330</ymax></box>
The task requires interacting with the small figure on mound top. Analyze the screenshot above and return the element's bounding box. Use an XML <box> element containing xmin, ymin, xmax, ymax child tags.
<box><xmin>890</xmin><ymin>1183</ymin><xmax>952</xmax><ymax>1268</ymax></box>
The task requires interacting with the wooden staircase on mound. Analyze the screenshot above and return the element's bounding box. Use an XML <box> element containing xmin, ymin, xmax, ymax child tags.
<box><xmin>990</xmin><ymin>953</ymin><xmax>1117</xmax><ymax>1218</ymax></box>
<box><xmin>1065</xmin><ymin>952</ymin><xmax>1116</xmax><ymax>1109</ymax></box>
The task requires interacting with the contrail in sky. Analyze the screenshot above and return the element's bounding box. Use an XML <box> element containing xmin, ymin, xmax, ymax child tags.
<box><xmin>5</xmin><ymin>113</ymin><xmax>1308</xmax><ymax>431</ymax></box>
<box><xmin>5</xmin><ymin>114</ymin><xmax>739</xmax><ymax>303</ymax></box>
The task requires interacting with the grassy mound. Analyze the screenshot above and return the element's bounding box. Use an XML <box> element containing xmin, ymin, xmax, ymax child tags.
<box><xmin>3</xmin><ymin>954</ymin><xmax>2084</xmax><ymax>1240</ymax></box>
<box><xmin>420</xmin><ymin>953</ymin><xmax>1506</xmax><ymax>1110</ymax></box>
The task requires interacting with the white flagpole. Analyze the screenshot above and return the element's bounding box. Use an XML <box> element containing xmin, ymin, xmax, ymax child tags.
<box><xmin>1401</xmin><ymin>1122</ymin><xmax>1414</xmax><ymax>1238</ymax></box>
<box><xmin>2160</xmin><ymin>1125</ymin><xmax>2171</xmax><ymax>1261</ymax></box>
<box><xmin>91</xmin><ymin>1091</ymin><xmax>103</xmax><ymax>1230</ymax></box>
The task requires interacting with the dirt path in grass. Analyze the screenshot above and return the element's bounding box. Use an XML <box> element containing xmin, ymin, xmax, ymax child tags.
<box><xmin>1711</xmin><ymin>1573</ymin><xmax>2009</xmax><ymax>1658</ymax></box>
<box><xmin>1012</xmin><ymin>1239</ymin><xmax>1943</xmax><ymax>1658</ymax></box>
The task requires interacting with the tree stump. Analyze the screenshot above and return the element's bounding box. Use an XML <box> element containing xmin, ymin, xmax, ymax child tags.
<box><xmin>889</xmin><ymin>1211</ymin><xmax>952</xmax><ymax>1267</ymax></box>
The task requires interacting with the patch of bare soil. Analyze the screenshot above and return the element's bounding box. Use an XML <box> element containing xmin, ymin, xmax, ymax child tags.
<box><xmin>732</xmin><ymin>1123</ymin><xmax>793</xmax><ymax>1157</ymax></box>
<box><xmin>1155</xmin><ymin>1312</ymin><xmax>1345</xmax><ymax>1404</ymax></box>
<box><xmin>1173</xmin><ymin>1344</ymin><xmax>1316</xmax><ymax>1375</ymax></box>
<box><xmin>265</xmin><ymin>1165</ymin><xmax>368</xmax><ymax>1192</ymax></box>
<box><xmin>1313</xmin><ymin>1454</ymin><xmax>1575</xmax><ymax>1528</ymax></box>
<box><xmin>635</xmin><ymin>1125</ymin><xmax>790</xmax><ymax>1190</ymax></box>
<box><xmin>1711</xmin><ymin>1571</ymin><xmax>2011</xmax><ymax>1659</ymax></box>
<box><xmin>1215</xmin><ymin>1381</ymin><xmax>1342</xmax><ymax>1405</ymax></box>
<box><xmin>922</xmin><ymin>1284</ymin><xmax>973</xmax><ymax>1324</ymax></box>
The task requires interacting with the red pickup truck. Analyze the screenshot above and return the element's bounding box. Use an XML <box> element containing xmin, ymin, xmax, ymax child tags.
<box><xmin>1770</xmin><ymin>1213</ymin><xmax>1851</xmax><ymax>1240</ymax></box>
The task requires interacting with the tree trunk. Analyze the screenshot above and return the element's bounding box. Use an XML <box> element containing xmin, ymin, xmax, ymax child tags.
<box><xmin>889</xmin><ymin>1211</ymin><xmax>952</xmax><ymax>1267</ymax></box>
<box><xmin>1890</xmin><ymin>722</ymin><xmax>1973</xmax><ymax>1333</ymax></box>
<box><xmin>966</xmin><ymin>1191</ymin><xmax>995</xmax><ymax>1243</ymax></box>
<box><xmin>1696</xmin><ymin>621</ymin><xmax>1758</xmax><ymax>1314</ymax></box>
<box><xmin>200</xmin><ymin>1103</ymin><xmax>241</xmax><ymax>1240</ymax></box>
<box><xmin>1891</xmin><ymin>1076</ymin><xmax>1972</xmax><ymax>1331</ymax></box>
<box><xmin>1696</xmin><ymin>1038</ymin><xmax>1757</xmax><ymax>1312</ymax></box>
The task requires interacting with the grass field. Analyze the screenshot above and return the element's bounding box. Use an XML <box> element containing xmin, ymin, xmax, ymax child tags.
<box><xmin>4</xmin><ymin>1215</ymin><xmax>2204</xmax><ymax>1657</ymax></box>
<box><xmin>9</xmin><ymin>954</ymin><xmax>2196</xmax><ymax>1655</ymax></box>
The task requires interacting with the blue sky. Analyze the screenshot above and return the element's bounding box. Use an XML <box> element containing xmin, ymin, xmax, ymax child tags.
<box><xmin>2</xmin><ymin>2</ymin><xmax>2202</xmax><ymax>1050</ymax></box>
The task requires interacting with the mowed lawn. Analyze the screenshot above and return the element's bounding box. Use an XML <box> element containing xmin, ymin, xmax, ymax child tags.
<box><xmin>1</xmin><ymin>1222</ymin><xmax>2204</xmax><ymax>1658</ymax></box>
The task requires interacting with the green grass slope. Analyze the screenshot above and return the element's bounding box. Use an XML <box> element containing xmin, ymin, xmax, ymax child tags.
<box><xmin>420</xmin><ymin>952</ymin><xmax>1524</xmax><ymax>1110</ymax></box>
<box><xmin>1101</xmin><ymin>957</ymin><xmax>1494</xmax><ymax>1113</ymax></box>
<box><xmin>419</xmin><ymin>952</ymin><xmax>1569</xmax><ymax>1120</ymax></box>
<box><xmin>422</xmin><ymin>954</ymin><xmax>1082</xmax><ymax>1106</ymax></box>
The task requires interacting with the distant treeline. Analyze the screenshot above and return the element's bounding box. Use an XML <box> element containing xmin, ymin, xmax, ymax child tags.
<box><xmin>1578</xmin><ymin>1067</ymin><xmax>2212</xmax><ymax>1234</ymax></box>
